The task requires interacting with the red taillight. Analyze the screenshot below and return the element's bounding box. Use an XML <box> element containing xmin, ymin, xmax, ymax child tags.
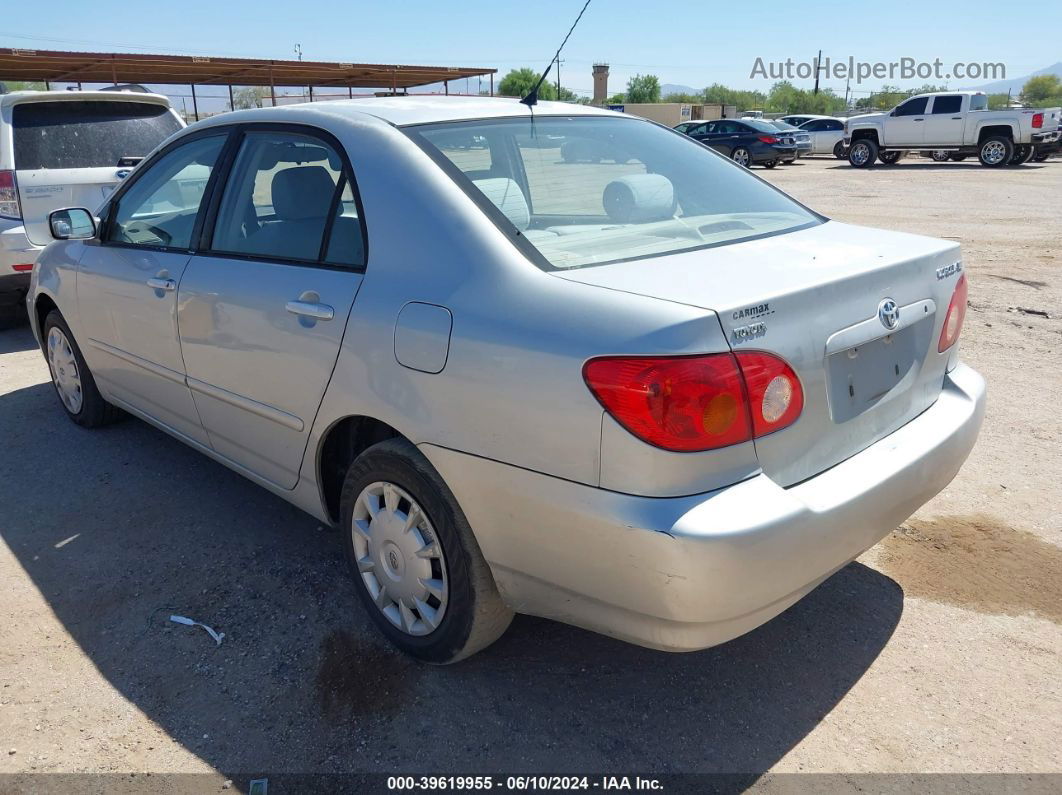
<box><xmin>734</xmin><ymin>352</ymin><xmax>804</xmax><ymax>437</ymax></box>
<box><xmin>757</xmin><ymin>135</ymin><xmax>779</xmax><ymax>144</ymax></box>
<box><xmin>583</xmin><ymin>352</ymin><xmax>803</xmax><ymax>452</ymax></box>
<box><xmin>0</xmin><ymin>170</ymin><xmax>21</xmax><ymax>220</ymax></box>
<box><xmin>1032</xmin><ymin>113</ymin><xmax>1043</xmax><ymax>129</ymax></box>
<box><xmin>11</xmin><ymin>263</ymin><xmax>33</xmax><ymax>272</ymax></box>
<box><xmin>938</xmin><ymin>274</ymin><xmax>968</xmax><ymax>353</ymax></box>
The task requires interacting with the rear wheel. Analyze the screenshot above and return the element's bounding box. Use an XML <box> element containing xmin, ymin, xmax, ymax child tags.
<box><xmin>340</xmin><ymin>438</ymin><xmax>513</xmax><ymax>663</ymax></box>
<box><xmin>878</xmin><ymin>150</ymin><xmax>903</xmax><ymax>165</ymax></box>
<box><xmin>42</xmin><ymin>310</ymin><xmax>123</xmax><ymax>428</ymax></box>
<box><xmin>1033</xmin><ymin>151</ymin><xmax>1050</xmax><ymax>162</ymax></box>
<box><xmin>948</xmin><ymin>153</ymin><xmax>968</xmax><ymax>162</ymax></box>
<box><xmin>978</xmin><ymin>136</ymin><xmax>1013</xmax><ymax>167</ymax></box>
<box><xmin>763</xmin><ymin>159</ymin><xmax>778</xmax><ymax>169</ymax></box>
<box><xmin>848</xmin><ymin>139</ymin><xmax>878</xmax><ymax>167</ymax></box>
<box><xmin>929</xmin><ymin>150</ymin><xmax>951</xmax><ymax>162</ymax></box>
<box><xmin>730</xmin><ymin>147</ymin><xmax>751</xmax><ymax>167</ymax></box>
<box><xmin>833</xmin><ymin>141</ymin><xmax>848</xmax><ymax>159</ymax></box>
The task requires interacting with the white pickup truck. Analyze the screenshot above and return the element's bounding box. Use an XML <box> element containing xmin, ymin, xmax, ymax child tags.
<box><xmin>843</xmin><ymin>91</ymin><xmax>1061</xmax><ymax>168</ymax></box>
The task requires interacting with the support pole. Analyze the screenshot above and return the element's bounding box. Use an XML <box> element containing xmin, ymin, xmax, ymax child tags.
<box><xmin>191</xmin><ymin>83</ymin><xmax>199</xmax><ymax>121</ymax></box>
<box><xmin>444</xmin><ymin>80</ymin><xmax>449</xmax><ymax>96</ymax></box>
<box><xmin>348</xmin><ymin>86</ymin><xmax>353</xmax><ymax>99</ymax></box>
<box><xmin>228</xmin><ymin>84</ymin><xmax>234</xmax><ymax>110</ymax></box>
<box><xmin>489</xmin><ymin>74</ymin><xmax>493</xmax><ymax>96</ymax></box>
<box><xmin>309</xmin><ymin>85</ymin><xmax>314</xmax><ymax>103</ymax></box>
<box><xmin>269</xmin><ymin>63</ymin><xmax>276</xmax><ymax>107</ymax></box>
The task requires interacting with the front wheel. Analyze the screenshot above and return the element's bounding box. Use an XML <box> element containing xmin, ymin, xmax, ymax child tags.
<box><xmin>42</xmin><ymin>310</ymin><xmax>123</xmax><ymax>428</ymax></box>
<box><xmin>929</xmin><ymin>150</ymin><xmax>951</xmax><ymax>162</ymax></box>
<box><xmin>730</xmin><ymin>147</ymin><xmax>751</xmax><ymax>167</ymax></box>
<box><xmin>1009</xmin><ymin>145</ymin><xmax>1035</xmax><ymax>165</ymax></box>
<box><xmin>948</xmin><ymin>153</ymin><xmax>968</xmax><ymax>162</ymax></box>
<box><xmin>848</xmin><ymin>139</ymin><xmax>878</xmax><ymax>167</ymax></box>
<box><xmin>340</xmin><ymin>439</ymin><xmax>513</xmax><ymax>663</ymax></box>
<box><xmin>979</xmin><ymin>136</ymin><xmax>1014</xmax><ymax>167</ymax></box>
<box><xmin>833</xmin><ymin>141</ymin><xmax>848</xmax><ymax>159</ymax></box>
<box><xmin>878</xmin><ymin>150</ymin><xmax>903</xmax><ymax>165</ymax></box>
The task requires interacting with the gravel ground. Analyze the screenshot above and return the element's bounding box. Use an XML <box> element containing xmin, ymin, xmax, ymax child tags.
<box><xmin>0</xmin><ymin>154</ymin><xmax>1059</xmax><ymax>785</ymax></box>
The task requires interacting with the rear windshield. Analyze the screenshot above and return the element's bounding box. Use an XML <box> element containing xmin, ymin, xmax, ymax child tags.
<box><xmin>407</xmin><ymin>116</ymin><xmax>820</xmax><ymax>270</ymax></box>
<box><xmin>13</xmin><ymin>101</ymin><xmax>182</xmax><ymax>170</ymax></box>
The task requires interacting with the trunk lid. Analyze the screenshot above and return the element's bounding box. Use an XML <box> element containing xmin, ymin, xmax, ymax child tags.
<box><xmin>8</xmin><ymin>94</ymin><xmax>183</xmax><ymax>246</ymax></box>
<box><xmin>557</xmin><ymin>220</ymin><xmax>963</xmax><ymax>487</ymax></box>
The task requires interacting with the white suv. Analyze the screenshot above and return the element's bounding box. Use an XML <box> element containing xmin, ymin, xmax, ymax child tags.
<box><xmin>1</xmin><ymin>90</ymin><xmax>184</xmax><ymax>326</ymax></box>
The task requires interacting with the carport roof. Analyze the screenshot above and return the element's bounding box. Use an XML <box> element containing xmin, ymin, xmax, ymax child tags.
<box><xmin>0</xmin><ymin>48</ymin><xmax>496</xmax><ymax>90</ymax></box>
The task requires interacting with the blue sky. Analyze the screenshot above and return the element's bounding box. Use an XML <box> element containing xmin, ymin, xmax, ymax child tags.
<box><xmin>3</xmin><ymin>0</ymin><xmax>1059</xmax><ymax>110</ymax></box>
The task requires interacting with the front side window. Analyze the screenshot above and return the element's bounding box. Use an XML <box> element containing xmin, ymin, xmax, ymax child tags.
<box><xmin>108</xmin><ymin>134</ymin><xmax>224</xmax><ymax>249</ymax></box>
<box><xmin>210</xmin><ymin>131</ymin><xmax>363</xmax><ymax>266</ymax></box>
<box><xmin>895</xmin><ymin>98</ymin><xmax>929</xmax><ymax>116</ymax></box>
<box><xmin>409</xmin><ymin>116</ymin><xmax>820</xmax><ymax>270</ymax></box>
<box><xmin>823</xmin><ymin>120</ymin><xmax>843</xmax><ymax>131</ymax></box>
<box><xmin>13</xmin><ymin>101</ymin><xmax>182</xmax><ymax>170</ymax></box>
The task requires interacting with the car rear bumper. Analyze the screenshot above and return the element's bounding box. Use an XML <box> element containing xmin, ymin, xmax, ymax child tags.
<box><xmin>422</xmin><ymin>363</ymin><xmax>986</xmax><ymax>652</ymax></box>
<box><xmin>0</xmin><ymin>221</ymin><xmax>42</xmax><ymax>298</ymax></box>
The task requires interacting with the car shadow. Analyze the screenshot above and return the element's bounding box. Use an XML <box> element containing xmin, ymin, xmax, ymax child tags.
<box><xmin>0</xmin><ymin>325</ymin><xmax>38</xmax><ymax>355</ymax></box>
<box><xmin>0</xmin><ymin>379</ymin><xmax>903</xmax><ymax>779</ymax></box>
<box><xmin>826</xmin><ymin>162</ymin><xmax>1047</xmax><ymax>171</ymax></box>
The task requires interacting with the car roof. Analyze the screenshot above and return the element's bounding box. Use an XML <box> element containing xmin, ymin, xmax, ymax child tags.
<box><xmin>0</xmin><ymin>89</ymin><xmax>173</xmax><ymax>110</ymax></box>
<box><xmin>196</xmin><ymin>95</ymin><xmax>617</xmax><ymax>131</ymax></box>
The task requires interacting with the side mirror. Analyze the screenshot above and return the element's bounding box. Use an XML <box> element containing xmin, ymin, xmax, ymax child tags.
<box><xmin>49</xmin><ymin>208</ymin><xmax>97</xmax><ymax>241</ymax></box>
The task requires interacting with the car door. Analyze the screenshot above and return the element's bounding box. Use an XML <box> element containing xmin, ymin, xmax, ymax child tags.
<box><xmin>686</xmin><ymin>122</ymin><xmax>712</xmax><ymax>143</ymax></box>
<box><xmin>706</xmin><ymin>121</ymin><xmax>740</xmax><ymax>154</ymax></box>
<box><xmin>76</xmin><ymin>131</ymin><xmax>228</xmax><ymax>445</ymax></box>
<box><xmin>885</xmin><ymin>97</ymin><xmax>929</xmax><ymax>146</ymax></box>
<box><xmin>923</xmin><ymin>95</ymin><xmax>965</xmax><ymax>145</ymax></box>
<box><xmin>176</xmin><ymin>126</ymin><xmax>366</xmax><ymax>489</ymax></box>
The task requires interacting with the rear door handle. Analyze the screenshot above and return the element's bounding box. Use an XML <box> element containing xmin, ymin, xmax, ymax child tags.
<box><xmin>914</xmin><ymin>118</ymin><xmax>924</xmax><ymax>122</ymax></box>
<box><xmin>285</xmin><ymin>300</ymin><xmax>334</xmax><ymax>321</ymax></box>
<box><xmin>952</xmin><ymin>116</ymin><xmax>962</xmax><ymax>120</ymax></box>
<box><xmin>146</xmin><ymin>277</ymin><xmax>175</xmax><ymax>291</ymax></box>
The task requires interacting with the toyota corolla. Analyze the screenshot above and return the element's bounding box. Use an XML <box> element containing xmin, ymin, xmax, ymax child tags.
<box><xmin>28</xmin><ymin>97</ymin><xmax>985</xmax><ymax>662</ymax></box>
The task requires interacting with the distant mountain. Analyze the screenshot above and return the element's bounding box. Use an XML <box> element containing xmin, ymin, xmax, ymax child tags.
<box><xmin>963</xmin><ymin>62</ymin><xmax>1062</xmax><ymax>95</ymax></box>
<box><xmin>660</xmin><ymin>83</ymin><xmax>700</xmax><ymax>97</ymax></box>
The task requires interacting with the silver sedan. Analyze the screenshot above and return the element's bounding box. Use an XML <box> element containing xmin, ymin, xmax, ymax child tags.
<box><xmin>28</xmin><ymin>98</ymin><xmax>985</xmax><ymax>662</ymax></box>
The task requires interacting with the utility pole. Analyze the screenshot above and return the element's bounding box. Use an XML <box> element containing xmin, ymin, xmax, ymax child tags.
<box><xmin>813</xmin><ymin>49</ymin><xmax>822</xmax><ymax>95</ymax></box>
<box><xmin>556</xmin><ymin>58</ymin><xmax>563</xmax><ymax>99</ymax></box>
<box><xmin>844</xmin><ymin>74</ymin><xmax>850</xmax><ymax>108</ymax></box>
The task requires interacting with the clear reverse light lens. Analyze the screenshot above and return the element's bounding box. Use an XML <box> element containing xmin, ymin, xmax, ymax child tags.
<box><xmin>761</xmin><ymin>375</ymin><xmax>792</xmax><ymax>424</ymax></box>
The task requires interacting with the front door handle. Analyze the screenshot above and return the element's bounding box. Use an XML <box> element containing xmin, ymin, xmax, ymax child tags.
<box><xmin>286</xmin><ymin>300</ymin><xmax>334</xmax><ymax>321</ymax></box>
<box><xmin>147</xmin><ymin>277</ymin><xmax>175</xmax><ymax>291</ymax></box>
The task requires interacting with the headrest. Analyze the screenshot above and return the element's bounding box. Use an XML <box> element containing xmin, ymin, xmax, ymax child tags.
<box><xmin>271</xmin><ymin>166</ymin><xmax>336</xmax><ymax>221</ymax></box>
<box><xmin>602</xmin><ymin>174</ymin><xmax>676</xmax><ymax>223</ymax></box>
<box><xmin>259</xmin><ymin>142</ymin><xmax>341</xmax><ymax>170</ymax></box>
<box><xmin>472</xmin><ymin>177</ymin><xmax>530</xmax><ymax>231</ymax></box>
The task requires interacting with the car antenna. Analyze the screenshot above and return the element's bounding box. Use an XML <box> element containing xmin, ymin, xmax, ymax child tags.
<box><xmin>520</xmin><ymin>0</ymin><xmax>593</xmax><ymax>107</ymax></box>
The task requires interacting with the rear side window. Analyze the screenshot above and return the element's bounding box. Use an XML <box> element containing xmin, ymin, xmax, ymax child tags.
<box><xmin>931</xmin><ymin>96</ymin><xmax>963</xmax><ymax>115</ymax></box>
<box><xmin>970</xmin><ymin>95</ymin><xmax>988</xmax><ymax>111</ymax></box>
<box><xmin>210</xmin><ymin>131</ymin><xmax>364</xmax><ymax>267</ymax></box>
<box><xmin>12</xmin><ymin>101</ymin><xmax>182</xmax><ymax>170</ymax></box>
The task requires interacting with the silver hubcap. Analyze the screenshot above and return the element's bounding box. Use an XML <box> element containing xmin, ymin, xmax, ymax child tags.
<box><xmin>352</xmin><ymin>481</ymin><xmax>448</xmax><ymax>636</ymax></box>
<box><xmin>851</xmin><ymin>143</ymin><xmax>870</xmax><ymax>165</ymax></box>
<box><xmin>733</xmin><ymin>149</ymin><xmax>750</xmax><ymax>166</ymax></box>
<box><xmin>982</xmin><ymin>141</ymin><xmax>1006</xmax><ymax>164</ymax></box>
<box><xmin>47</xmin><ymin>327</ymin><xmax>83</xmax><ymax>414</ymax></box>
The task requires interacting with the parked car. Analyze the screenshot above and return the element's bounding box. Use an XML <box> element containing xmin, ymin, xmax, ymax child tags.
<box><xmin>29</xmin><ymin>97</ymin><xmax>985</xmax><ymax>663</ymax></box>
<box><xmin>844</xmin><ymin>91</ymin><xmax>1062</xmax><ymax>167</ymax></box>
<box><xmin>779</xmin><ymin>113</ymin><xmax>839</xmax><ymax>128</ymax></box>
<box><xmin>757</xmin><ymin>120</ymin><xmax>812</xmax><ymax>158</ymax></box>
<box><xmin>681</xmin><ymin>118</ymin><xmax>797</xmax><ymax>167</ymax></box>
<box><xmin>0</xmin><ymin>90</ymin><xmax>184</xmax><ymax>327</ymax></box>
<box><xmin>799</xmin><ymin>117</ymin><xmax>848</xmax><ymax>158</ymax></box>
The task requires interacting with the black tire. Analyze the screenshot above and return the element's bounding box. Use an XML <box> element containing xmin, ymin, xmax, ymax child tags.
<box><xmin>948</xmin><ymin>154</ymin><xmax>968</xmax><ymax>162</ymax></box>
<box><xmin>848</xmin><ymin>138</ymin><xmax>878</xmax><ymax>167</ymax></box>
<box><xmin>0</xmin><ymin>300</ymin><xmax>27</xmax><ymax>330</ymax></box>
<box><xmin>763</xmin><ymin>159</ymin><xmax>778</xmax><ymax>169</ymax></box>
<box><xmin>833</xmin><ymin>141</ymin><xmax>848</xmax><ymax>159</ymax></box>
<box><xmin>41</xmin><ymin>310</ymin><xmax>124</xmax><ymax>428</ymax></box>
<box><xmin>1009</xmin><ymin>145</ymin><xmax>1035</xmax><ymax>165</ymax></box>
<box><xmin>1033</xmin><ymin>152</ymin><xmax>1050</xmax><ymax>162</ymax></box>
<box><xmin>730</xmin><ymin>147</ymin><xmax>752</xmax><ymax>167</ymax></box>
<box><xmin>878</xmin><ymin>150</ymin><xmax>902</xmax><ymax>165</ymax></box>
<box><xmin>978</xmin><ymin>136</ymin><xmax>1014</xmax><ymax>167</ymax></box>
<box><xmin>339</xmin><ymin>438</ymin><xmax>513</xmax><ymax>663</ymax></box>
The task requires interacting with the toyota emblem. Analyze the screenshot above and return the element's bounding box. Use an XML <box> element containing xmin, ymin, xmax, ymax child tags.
<box><xmin>878</xmin><ymin>298</ymin><xmax>900</xmax><ymax>330</ymax></box>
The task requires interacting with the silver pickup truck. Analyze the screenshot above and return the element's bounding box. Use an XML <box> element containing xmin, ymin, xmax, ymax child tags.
<box><xmin>843</xmin><ymin>91</ymin><xmax>1061</xmax><ymax>167</ymax></box>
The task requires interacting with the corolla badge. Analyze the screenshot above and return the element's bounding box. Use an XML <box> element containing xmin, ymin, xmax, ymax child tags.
<box><xmin>878</xmin><ymin>298</ymin><xmax>900</xmax><ymax>330</ymax></box>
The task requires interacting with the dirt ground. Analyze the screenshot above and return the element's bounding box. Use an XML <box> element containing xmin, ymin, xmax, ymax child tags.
<box><xmin>0</xmin><ymin>154</ymin><xmax>1059</xmax><ymax>786</ymax></box>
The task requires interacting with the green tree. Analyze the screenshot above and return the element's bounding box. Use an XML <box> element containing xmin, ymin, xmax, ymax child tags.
<box><xmin>986</xmin><ymin>93</ymin><xmax>1012</xmax><ymax>110</ymax></box>
<box><xmin>498</xmin><ymin>67</ymin><xmax>558</xmax><ymax>101</ymax></box>
<box><xmin>2</xmin><ymin>80</ymin><xmax>48</xmax><ymax>91</ymax></box>
<box><xmin>232</xmin><ymin>86</ymin><xmax>272</xmax><ymax>109</ymax></box>
<box><xmin>626</xmin><ymin>74</ymin><xmax>661</xmax><ymax>103</ymax></box>
<box><xmin>606</xmin><ymin>93</ymin><xmax>626</xmax><ymax>104</ymax></box>
<box><xmin>663</xmin><ymin>92</ymin><xmax>702</xmax><ymax>103</ymax></box>
<box><xmin>1020</xmin><ymin>75</ymin><xmax>1062</xmax><ymax>105</ymax></box>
